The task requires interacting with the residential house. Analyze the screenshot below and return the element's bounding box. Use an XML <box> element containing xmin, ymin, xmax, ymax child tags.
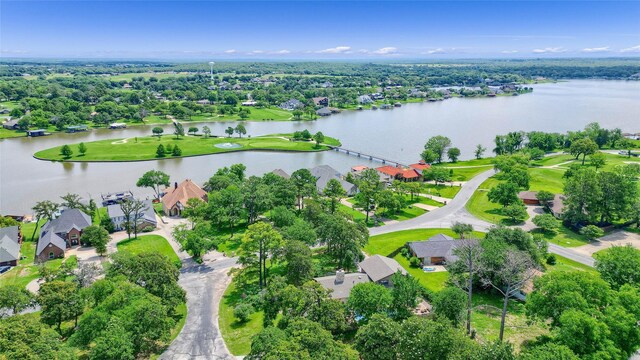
<box><xmin>351</xmin><ymin>165</ymin><xmax>369</xmax><ymax>176</ymax></box>
<box><xmin>408</xmin><ymin>234</ymin><xmax>467</xmax><ymax>265</ymax></box>
<box><xmin>161</xmin><ymin>179</ymin><xmax>208</xmax><ymax>217</ymax></box>
<box><xmin>314</xmin><ymin>270</ymin><xmax>370</xmax><ymax>301</ymax></box>
<box><xmin>310</xmin><ymin>165</ymin><xmax>358</xmax><ymax>196</ymax></box>
<box><xmin>271</xmin><ymin>169</ymin><xmax>291</xmax><ymax>179</ymax></box>
<box><xmin>26</xmin><ymin>129</ymin><xmax>48</xmax><ymax>137</ymax></box>
<box><xmin>400</xmin><ymin>169</ymin><xmax>421</xmax><ymax>182</ymax></box>
<box><xmin>109</xmin><ymin>123</ymin><xmax>127</xmax><ymax>129</ymax></box>
<box><xmin>107</xmin><ymin>199</ymin><xmax>157</xmax><ymax>232</ymax></box>
<box><xmin>358</xmin><ymin>95</ymin><xmax>373</xmax><ymax>104</ymax></box>
<box><xmin>315</xmin><ymin>255</ymin><xmax>407</xmax><ymax>300</ymax></box>
<box><xmin>196</xmin><ymin>99</ymin><xmax>211</xmax><ymax>105</ymax></box>
<box><xmin>279</xmin><ymin>99</ymin><xmax>304</xmax><ymax>110</ymax></box>
<box><xmin>409</xmin><ymin>161</ymin><xmax>431</xmax><ymax>175</ymax></box>
<box><xmin>2</xmin><ymin>119</ymin><xmax>19</xmax><ymax>130</ymax></box>
<box><xmin>36</xmin><ymin>209</ymin><xmax>92</xmax><ymax>262</ymax></box>
<box><xmin>358</xmin><ymin>255</ymin><xmax>407</xmax><ymax>286</ymax></box>
<box><xmin>312</xmin><ymin>97</ymin><xmax>329</xmax><ymax>107</ymax></box>
<box><xmin>316</xmin><ymin>107</ymin><xmax>332</xmax><ymax>117</ymax></box>
<box><xmin>376</xmin><ymin>165</ymin><xmax>404</xmax><ymax>183</ymax></box>
<box><xmin>0</xmin><ymin>226</ymin><xmax>21</xmax><ymax>266</ymax></box>
<box><xmin>123</xmin><ymin>83</ymin><xmax>132</xmax><ymax>89</ymax></box>
<box><xmin>241</xmin><ymin>100</ymin><xmax>257</xmax><ymax>106</ymax></box>
<box><xmin>550</xmin><ymin>194</ymin><xmax>566</xmax><ymax>218</ymax></box>
<box><xmin>518</xmin><ymin>191</ymin><xmax>541</xmax><ymax>205</ymax></box>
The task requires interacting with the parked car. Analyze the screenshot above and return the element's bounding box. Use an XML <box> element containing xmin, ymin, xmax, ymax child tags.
<box><xmin>0</xmin><ymin>266</ymin><xmax>11</xmax><ymax>275</ymax></box>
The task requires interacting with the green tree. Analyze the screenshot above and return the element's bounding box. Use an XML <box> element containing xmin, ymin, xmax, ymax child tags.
<box><xmin>156</xmin><ymin>144</ymin><xmax>166</xmax><ymax>157</ymax></box>
<box><xmin>556</xmin><ymin>309</ymin><xmax>619</xmax><ymax>358</ymax></box>
<box><xmin>433</xmin><ymin>286</ymin><xmax>466</xmax><ymax>327</ymax></box>
<box><xmin>595</xmin><ymin>245</ymin><xmax>640</xmax><ymax>289</ymax></box>
<box><xmin>224</xmin><ymin>126</ymin><xmax>234</xmax><ymax>137</ymax></box>
<box><xmin>235</xmin><ymin>123</ymin><xmax>246</xmax><ymax>138</ymax></box>
<box><xmin>152</xmin><ymin>126</ymin><xmax>164</xmax><ymax>137</ymax></box>
<box><xmin>389</xmin><ymin>273</ymin><xmax>423</xmax><ymax>320</ymax></box>
<box><xmin>136</xmin><ymin>170</ymin><xmax>170</xmax><ymax>200</ymax></box>
<box><xmin>60</xmin><ymin>192</ymin><xmax>84</xmax><ymax>209</ymax></box>
<box><xmin>536</xmin><ymin>190</ymin><xmax>555</xmax><ymax>209</ymax></box>
<box><xmin>31</xmin><ymin>200</ymin><xmax>59</xmax><ymax>241</ymax></box>
<box><xmin>354</xmin><ymin>314</ymin><xmax>401</xmax><ymax>360</ymax></box>
<box><xmin>451</xmin><ymin>222</ymin><xmax>473</xmax><ymax>239</ymax></box>
<box><xmin>281</xmin><ymin>219</ymin><xmax>317</xmax><ymax>246</ymax></box>
<box><xmin>317</xmin><ymin>214</ymin><xmax>368</xmax><ymax>269</ymax></box>
<box><xmin>502</xmin><ymin>202</ymin><xmax>527</xmax><ymax>223</ymax></box>
<box><xmin>78</xmin><ymin>142</ymin><xmax>87</xmax><ymax>156</ymax></box>
<box><xmin>233</xmin><ymin>303</ymin><xmax>254</xmax><ymax>323</ymax></box>
<box><xmin>172</xmin><ymin>144</ymin><xmax>182</xmax><ymax>156</ymax></box>
<box><xmin>450</xmin><ymin>238</ymin><xmax>484</xmax><ymax>335</ymax></box>
<box><xmin>38</xmin><ymin>280</ymin><xmax>84</xmax><ymax>332</ymax></box>
<box><xmin>239</xmin><ymin>222</ymin><xmax>284</xmax><ymax>288</ymax></box>
<box><xmin>323</xmin><ymin>178</ymin><xmax>346</xmax><ymax>213</ymax></box>
<box><xmin>80</xmin><ymin>225</ymin><xmax>109</xmax><ymax>255</ymax></box>
<box><xmin>202</xmin><ymin>125</ymin><xmax>211</xmax><ymax>138</ymax></box>
<box><xmin>569</xmin><ymin>138</ymin><xmax>598</xmax><ymax>165</ymax></box>
<box><xmin>447</xmin><ymin>147</ymin><xmax>461</xmax><ymax>162</ymax></box>
<box><xmin>590</xmin><ymin>152</ymin><xmax>607</xmax><ymax>170</ymax></box>
<box><xmin>188</xmin><ymin>126</ymin><xmax>198</xmax><ymax>135</ymax></box>
<box><xmin>532</xmin><ymin>213</ymin><xmax>560</xmax><ymax>233</ymax></box>
<box><xmin>354</xmin><ymin>168</ymin><xmax>382</xmax><ymax>223</ymax></box>
<box><xmin>290</xmin><ymin>168</ymin><xmax>316</xmax><ymax>210</ymax></box>
<box><xmin>60</xmin><ymin>144</ymin><xmax>73</xmax><ymax>159</ymax></box>
<box><xmin>487</xmin><ymin>181</ymin><xmax>520</xmax><ymax>207</ymax></box>
<box><xmin>563</xmin><ymin>168</ymin><xmax>600</xmax><ymax>225</ymax></box>
<box><xmin>519</xmin><ymin>343</ymin><xmax>579</xmax><ymax>360</ymax></box>
<box><xmin>580</xmin><ymin>225</ymin><xmax>603</xmax><ymax>241</ymax></box>
<box><xmin>292</xmin><ymin>109</ymin><xmax>303</xmax><ymax>120</ymax></box>
<box><xmin>173</xmin><ymin>122</ymin><xmax>184</xmax><ymax>139</ymax></box>
<box><xmin>347</xmin><ymin>282</ymin><xmax>392</xmax><ymax>323</ymax></box>
<box><xmin>0</xmin><ymin>314</ymin><xmax>76</xmax><ymax>359</ymax></box>
<box><xmin>422</xmin><ymin>135</ymin><xmax>452</xmax><ymax>164</ymax></box>
<box><xmin>426</xmin><ymin>166</ymin><xmax>452</xmax><ymax>186</ymax></box>
<box><xmin>90</xmin><ymin>320</ymin><xmax>135</xmax><ymax>360</ymax></box>
<box><xmin>475</xmin><ymin>144</ymin><xmax>486</xmax><ymax>159</ymax></box>
<box><xmin>0</xmin><ymin>285</ymin><xmax>34</xmax><ymax>315</ymax></box>
<box><xmin>284</xmin><ymin>240</ymin><xmax>313</xmax><ymax>286</ymax></box>
<box><xmin>313</xmin><ymin>131</ymin><xmax>325</xmax><ymax>148</ymax></box>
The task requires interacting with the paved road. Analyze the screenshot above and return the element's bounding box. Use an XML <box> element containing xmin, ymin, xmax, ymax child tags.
<box><xmin>370</xmin><ymin>169</ymin><xmax>496</xmax><ymax>236</ymax></box>
<box><xmin>161</xmin><ymin>252</ymin><xmax>239</xmax><ymax>360</ymax></box>
<box><xmin>369</xmin><ymin>168</ymin><xmax>596</xmax><ymax>267</ymax></box>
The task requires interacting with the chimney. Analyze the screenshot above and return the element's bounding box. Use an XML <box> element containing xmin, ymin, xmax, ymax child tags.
<box><xmin>335</xmin><ymin>269</ymin><xmax>345</xmax><ymax>284</ymax></box>
<box><xmin>174</xmin><ymin>181</ymin><xmax>178</xmax><ymax>189</ymax></box>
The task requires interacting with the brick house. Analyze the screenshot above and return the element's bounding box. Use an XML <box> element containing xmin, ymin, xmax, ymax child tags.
<box><xmin>0</xmin><ymin>226</ymin><xmax>22</xmax><ymax>266</ymax></box>
<box><xmin>161</xmin><ymin>179</ymin><xmax>208</xmax><ymax>217</ymax></box>
<box><xmin>36</xmin><ymin>209</ymin><xmax>91</xmax><ymax>262</ymax></box>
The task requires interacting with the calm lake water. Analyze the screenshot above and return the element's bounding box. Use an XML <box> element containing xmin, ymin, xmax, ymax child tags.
<box><xmin>1</xmin><ymin>80</ymin><xmax>639</xmax><ymax>214</ymax></box>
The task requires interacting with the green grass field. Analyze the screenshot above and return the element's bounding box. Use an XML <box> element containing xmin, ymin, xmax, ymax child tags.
<box><xmin>34</xmin><ymin>134</ymin><xmax>340</xmax><ymax>162</ymax></box>
<box><xmin>0</xmin><ymin>241</ymin><xmax>73</xmax><ymax>289</ymax></box>
<box><xmin>531</xmin><ymin>227</ymin><xmax>590</xmax><ymax>247</ymax></box>
<box><xmin>219</xmin><ymin>281</ymin><xmax>265</xmax><ymax>355</ymax></box>
<box><xmin>116</xmin><ymin>234</ymin><xmax>181</xmax><ymax>268</ymax></box>
<box><xmin>465</xmin><ymin>177</ymin><xmax>512</xmax><ymax>224</ymax></box>
<box><xmin>528</xmin><ymin>168</ymin><xmax>565</xmax><ymax>193</ymax></box>
<box><xmin>420</xmin><ymin>183</ymin><xmax>461</xmax><ymax>199</ymax></box>
<box><xmin>450</xmin><ymin>166</ymin><xmax>494</xmax><ymax>181</ymax></box>
<box><xmin>364</xmin><ymin>228</ymin><xmax>485</xmax><ymax>258</ymax></box>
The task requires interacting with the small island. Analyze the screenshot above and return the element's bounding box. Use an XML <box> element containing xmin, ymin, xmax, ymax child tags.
<box><xmin>34</xmin><ymin>130</ymin><xmax>340</xmax><ymax>162</ymax></box>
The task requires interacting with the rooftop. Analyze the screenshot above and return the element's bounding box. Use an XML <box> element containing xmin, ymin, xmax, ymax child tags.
<box><xmin>359</xmin><ymin>255</ymin><xmax>407</xmax><ymax>282</ymax></box>
<box><xmin>314</xmin><ymin>272</ymin><xmax>370</xmax><ymax>300</ymax></box>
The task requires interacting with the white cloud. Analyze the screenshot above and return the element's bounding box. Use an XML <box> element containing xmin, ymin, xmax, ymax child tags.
<box><xmin>426</xmin><ymin>48</ymin><xmax>446</xmax><ymax>54</ymax></box>
<box><xmin>317</xmin><ymin>46</ymin><xmax>351</xmax><ymax>54</ymax></box>
<box><xmin>582</xmin><ymin>46</ymin><xmax>610</xmax><ymax>53</ymax></box>
<box><xmin>273</xmin><ymin>49</ymin><xmax>290</xmax><ymax>54</ymax></box>
<box><xmin>224</xmin><ymin>49</ymin><xmax>237</xmax><ymax>54</ymax></box>
<box><xmin>501</xmin><ymin>50</ymin><xmax>519</xmax><ymax>54</ymax></box>
<box><xmin>250</xmin><ymin>50</ymin><xmax>264</xmax><ymax>54</ymax></box>
<box><xmin>620</xmin><ymin>45</ymin><xmax>640</xmax><ymax>53</ymax></box>
<box><xmin>372</xmin><ymin>47</ymin><xmax>398</xmax><ymax>55</ymax></box>
<box><xmin>532</xmin><ymin>47</ymin><xmax>567</xmax><ymax>54</ymax></box>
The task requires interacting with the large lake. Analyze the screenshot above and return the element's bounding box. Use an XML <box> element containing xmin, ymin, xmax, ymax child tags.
<box><xmin>1</xmin><ymin>80</ymin><xmax>639</xmax><ymax>214</ymax></box>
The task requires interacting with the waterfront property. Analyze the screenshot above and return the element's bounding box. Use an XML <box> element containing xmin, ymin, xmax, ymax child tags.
<box><xmin>107</xmin><ymin>199</ymin><xmax>157</xmax><ymax>231</ymax></box>
<box><xmin>271</xmin><ymin>168</ymin><xmax>290</xmax><ymax>179</ymax></box>
<box><xmin>2</xmin><ymin>119</ymin><xmax>19</xmax><ymax>130</ymax></box>
<box><xmin>358</xmin><ymin>254</ymin><xmax>407</xmax><ymax>286</ymax></box>
<box><xmin>36</xmin><ymin>208</ymin><xmax>91</xmax><ymax>262</ymax></box>
<box><xmin>310</xmin><ymin>165</ymin><xmax>358</xmax><ymax>196</ymax></box>
<box><xmin>101</xmin><ymin>190</ymin><xmax>134</xmax><ymax>206</ymax></box>
<box><xmin>376</xmin><ymin>165</ymin><xmax>422</xmax><ymax>183</ymax></box>
<box><xmin>0</xmin><ymin>226</ymin><xmax>22</xmax><ymax>266</ymax></box>
<box><xmin>161</xmin><ymin>179</ymin><xmax>208</xmax><ymax>217</ymax></box>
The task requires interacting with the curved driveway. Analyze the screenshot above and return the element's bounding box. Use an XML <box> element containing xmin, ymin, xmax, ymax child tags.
<box><xmin>369</xmin><ymin>168</ymin><xmax>595</xmax><ymax>267</ymax></box>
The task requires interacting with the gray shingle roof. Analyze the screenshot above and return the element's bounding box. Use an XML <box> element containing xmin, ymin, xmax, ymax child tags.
<box><xmin>107</xmin><ymin>199</ymin><xmax>156</xmax><ymax>224</ymax></box>
<box><xmin>314</xmin><ymin>272</ymin><xmax>370</xmax><ymax>300</ymax></box>
<box><xmin>359</xmin><ymin>255</ymin><xmax>407</xmax><ymax>282</ymax></box>
<box><xmin>0</xmin><ymin>226</ymin><xmax>20</xmax><ymax>263</ymax></box>
<box><xmin>41</xmin><ymin>208</ymin><xmax>91</xmax><ymax>235</ymax></box>
<box><xmin>310</xmin><ymin>165</ymin><xmax>358</xmax><ymax>196</ymax></box>
<box><xmin>271</xmin><ymin>169</ymin><xmax>290</xmax><ymax>179</ymax></box>
<box><xmin>36</xmin><ymin>231</ymin><xmax>66</xmax><ymax>256</ymax></box>
<box><xmin>408</xmin><ymin>234</ymin><xmax>459</xmax><ymax>261</ymax></box>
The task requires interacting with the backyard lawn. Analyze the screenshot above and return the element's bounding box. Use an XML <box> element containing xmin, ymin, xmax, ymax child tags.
<box><xmin>528</xmin><ymin>168</ymin><xmax>565</xmax><ymax>193</ymax></box>
<box><xmin>0</xmin><ymin>240</ymin><xmax>75</xmax><ymax>289</ymax></box>
<box><xmin>531</xmin><ymin>227</ymin><xmax>590</xmax><ymax>247</ymax></box>
<box><xmin>116</xmin><ymin>234</ymin><xmax>181</xmax><ymax>268</ymax></box>
<box><xmin>219</xmin><ymin>281</ymin><xmax>267</xmax><ymax>356</ymax></box>
<box><xmin>34</xmin><ymin>133</ymin><xmax>340</xmax><ymax>162</ymax></box>
<box><xmin>465</xmin><ymin>177</ymin><xmax>513</xmax><ymax>224</ymax></box>
<box><xmin>420</xmin><ymin>183</ymin><xmax>461</xmax><ymax>199</ymax></box>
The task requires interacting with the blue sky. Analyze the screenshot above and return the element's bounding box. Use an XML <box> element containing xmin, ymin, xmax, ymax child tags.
<box><xmin>1</xmin><ymin>1</ymin><xmax>639</xmax><ymax>59</ymax></box>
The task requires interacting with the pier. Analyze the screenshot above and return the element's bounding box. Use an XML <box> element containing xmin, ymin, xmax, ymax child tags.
<box><xmin>329</xmin><ymin>146</ymin><xmax>407</xmax><ymax>167</ymax></box>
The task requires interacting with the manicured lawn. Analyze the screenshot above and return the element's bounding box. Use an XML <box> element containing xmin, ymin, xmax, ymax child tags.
<box><xmin>0</xmin><ymin>128</ymin><xmax>26</xmax><ymax>139</ymax></box>
<box><xmin>0</xmin><ymin>240</ymin><xmax>72</xmax><ymax>289</ymax></box>
<box><xmin>219</xmin><ymin>281</ymin><xmax>265</xmax><ymax>356</ymax></box>
<box><xmin>337</xmin><ymin>203</ymin><xmax>366</xmax><ymax>222</ymax></box>
<box><xmin>531</xmin><ymin>154</ymin><xmax>574</xmax><ymax>167</ymax></box>
<box><xmin>546</xmin><ymin>254</ymin><xmax>598</xmax><ymax>273</ymax></box>
<box><xmin>420</xmin><ymin>183</ymin><xmax>461</xmax><ymax>199</ymax></box>
<box><xmin>34</xmin><ymin>134</ymin><xmax>340</xmax><ymax>162</ymax></box>
<box><xmin>528</xmin><ymin>168</ymin><xmax>565</xmax><ymax>193</ymax></box>
<box><xmin>116</xmin><ymin>235</ymin><xmax>181</xmax><ymax>268</ymax></box>
<box><xmin>193</xmin><ymin>107</ymin><xmax>293</xmax><ymax>122</ymax></box>
<box><xmin>450</xmin><ymin>166</ymin><xmax>494</xmax><ymax>181</ymax></box>
<box><xmin>531</xmin><ymin>226</ymin><xmax>590</xmax><ymax>247</ymax></box>
<box><xmin>412</xmin><ymin>195</ymin><xmax>445</xmax><ymax>207</ymax></box>
<box><xmin>394</xmin><ymin>253</ymin><xmax>449</xmax><ymax>292</ymax></box>
<box><xmin>438</xmin><ymin>158</ymin><xmax>495</xmax><ymax>167</ymax></box>
<box><xmin>382</xmin><ymin>205</ymin><xmax>427</xmax><ymax>222</ymax></box>
<box><xmin>465</xmin><ymin>177</ymin><xmax>510</xmax><ymax>224</ymax></box>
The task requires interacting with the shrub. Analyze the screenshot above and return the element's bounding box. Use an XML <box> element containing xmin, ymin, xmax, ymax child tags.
<box><xmin>409</xmin><ymin>257</ymin><xmax>421</xmax><ymax>268</ymax></box>
<box><xmin>580</xmin><ymin>225</ymin><xmax>604</xmax><ymax>241</ymax></box>
<box><xmin>546</xmin><ymin>254</ymin><xmax>557</xmax><ymax>265</ymax></box>
<box><xmin>234</xmin><ymin>303</ymin><xmax>254</xmax><ymax>323</ymax></box>
<box><xmin>400</xmin><ymin>247</ymin><xmax>410</xmax><ymax>259</ymax></box>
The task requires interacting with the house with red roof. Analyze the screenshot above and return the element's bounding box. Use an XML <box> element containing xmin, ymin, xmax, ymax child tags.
<box><xmin>409</xmin><ymin>160</ymin><xmax>431</xmax><ymax>175</ymax></box>
<box><xmin>376</xmin><ymin>165</ymin><xmax>422</xmax><ymax>182</ymax></box>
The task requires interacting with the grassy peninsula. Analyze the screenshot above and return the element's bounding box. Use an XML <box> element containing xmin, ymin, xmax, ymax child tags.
<box><xmin>34</xmin><ymin>133</ymin><xmax>341</xmax><ymax>162</ymax></box>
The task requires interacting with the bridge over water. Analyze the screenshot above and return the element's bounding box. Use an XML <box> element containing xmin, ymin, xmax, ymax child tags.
<box><xmin>329</xmin><ymin>146</ymin><xmax>408</xmax><ymax>168</ymax></box>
